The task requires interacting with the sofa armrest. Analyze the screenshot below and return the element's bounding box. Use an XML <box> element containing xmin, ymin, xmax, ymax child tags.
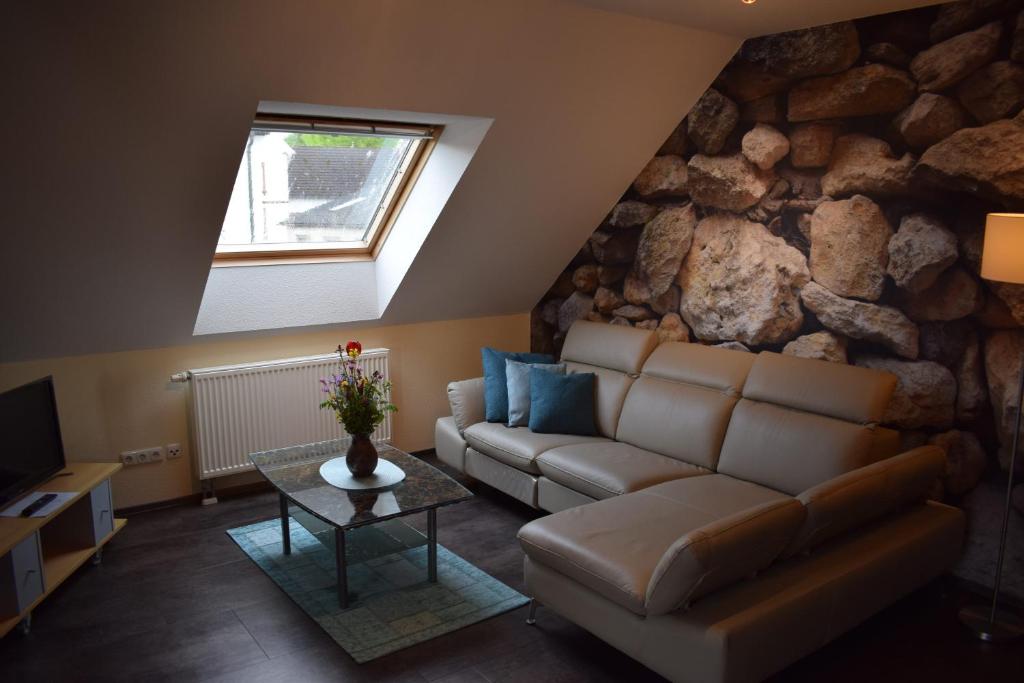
<box><xmin>447</xmin><ymin>377</ymin><xmax>486</xmax><ymax>434</ymax></box>
<box><xmin>783</xmin><ymin>445</ymin><xmax>945</xmax><ymax>557</ymax></box>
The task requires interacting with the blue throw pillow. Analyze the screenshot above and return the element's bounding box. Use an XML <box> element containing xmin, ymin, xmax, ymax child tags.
<box><xmin>481</xmin><ymin>348</ymin><xmax>554</xmax><ymax>423</ymax></box>
<box><xmin>528</xmin><ymin>369</ymin><xmax>597</xmax><ymax>436</ymax></box>
<box><xmin>506</xmin><ymin>359</ymin><xmax>566</xmax><ymax>427</ymax></box>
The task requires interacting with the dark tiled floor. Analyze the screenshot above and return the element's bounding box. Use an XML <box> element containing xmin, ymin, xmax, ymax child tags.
<box><xmin>2</xmin><ymin>454</ymin><xmax>1022</xmax><ymax>682</ymax></box>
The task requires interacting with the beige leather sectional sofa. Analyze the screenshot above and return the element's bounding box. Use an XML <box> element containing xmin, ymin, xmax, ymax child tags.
<box><xmin>434</xmin><ymin>320</ymin><xmax>965</xmax><ymax>683</ymax></box>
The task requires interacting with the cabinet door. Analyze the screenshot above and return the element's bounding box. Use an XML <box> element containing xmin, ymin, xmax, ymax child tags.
<box><xmin>90</xmin><ymin>479</ymin><xmax>114</xmax><ymax>543</ymax></box>
<box><xmin>8</xmin><ymin>532</ymin><xmax>44</xmax><ymax>614</ymax></box>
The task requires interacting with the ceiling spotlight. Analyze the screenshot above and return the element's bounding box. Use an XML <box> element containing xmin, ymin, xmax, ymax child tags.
<box><xmin>742</xmin><ymin>0</ymin><xmax>756</xmax><ymax>4</ymax></box>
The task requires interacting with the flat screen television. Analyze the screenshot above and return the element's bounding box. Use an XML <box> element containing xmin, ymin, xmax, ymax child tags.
<box><xmin>0</xmin><ymin>377</ymin><xmax>67</xmax><ymax>506</ymax></box>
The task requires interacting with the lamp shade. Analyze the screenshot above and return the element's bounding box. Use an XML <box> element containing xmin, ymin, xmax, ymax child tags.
<box><xmin>982</xmin><ymin>213</ymin><xmax>1024</xmax><ymax>285</ymax></box>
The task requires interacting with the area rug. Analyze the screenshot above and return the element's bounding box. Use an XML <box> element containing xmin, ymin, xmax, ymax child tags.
<box><xmin>227</xmin><ymin>517</ymin><xmax>529</xmax><ymax>662</ymax></box>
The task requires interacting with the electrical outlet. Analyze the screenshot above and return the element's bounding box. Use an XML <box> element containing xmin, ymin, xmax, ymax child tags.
<box><xmin>166</xmin><ymin>443</ymin><xmax>183</xmax><ymax>459</ymax></box>
<box><xmin>120</xmin><ymin>451</ymin><xmax>137</xmax><ymax>465</ymax></box>
<box><xmin>120</xmin><ymin>447</ymin><xmax>164</xmax><ymax>466</ymax></box>
<box><xmin>143</xmin><ymin>447</ymin><xmax>164</xmax><ymax>463</ymax></box>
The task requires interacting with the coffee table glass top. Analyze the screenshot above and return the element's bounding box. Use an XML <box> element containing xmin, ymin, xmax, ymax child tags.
<box><xmin>250</xmin><ymin>438</ymin><xmax>472</xmax><ymax>529</ymax></box>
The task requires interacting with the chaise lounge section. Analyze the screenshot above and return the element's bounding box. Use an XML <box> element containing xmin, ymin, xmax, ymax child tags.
<box><xmin>434</xmin><ymin>320</ymin><xmax>964</xmax><ymax>682</ymax></box>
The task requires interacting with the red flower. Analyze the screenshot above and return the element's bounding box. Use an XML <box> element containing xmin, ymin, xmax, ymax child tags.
<box><xmin>345</xmin><ymin>341</ymin><xmax>362</xmax><ymax>359</ymax></box>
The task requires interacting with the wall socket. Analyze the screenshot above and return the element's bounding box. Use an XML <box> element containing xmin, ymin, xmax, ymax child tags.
<box><xmin>166</xmin><ymin>443</ymin><xmax>183</xmax><ymax>459</ymax></box>
<box><xmin>120</xmin><ymin>446</ymin><xmax>165</xmax><ymax>466</ymax></box>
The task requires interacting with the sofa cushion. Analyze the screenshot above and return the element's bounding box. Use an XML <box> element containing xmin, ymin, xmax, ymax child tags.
<box><xmin>616</xmin><ymin>375</ymin><xmax>738</xmax><ymax>470</ymax></box>
<box><xmin>481</xmin><ymin>348</ymin><xmax>553</xmax><ymax>423</ymax></box>
<box><xmin>561</xmin><ymin>320</ymin><xmax>658</xmax><ymax>374</ymax></box>
<box><xmin>529</xmin><ymin>369</ymin><xmax>598</xmax><ymax>435</ymax></box>
<box><xmin>537</xmin><ymin>442</ymin><xmax>709</xmax><ymax>500</ymax></box>
<box><xmin>783</xmin><ymin>445</ymin><xmax>946</xmax><ymax>557</ymax></box>
<box><xmin>506</xmin><ymin>359</ymin><xmax>565</xmax><ymax>427</ymax></box>
<box><xmin>717</xmin><ymin>400</ymin><xmax>877</xmax><ymax>496</ymax></box>
<box><xmin>517</xmin><ymin>474</ymin><xmax>795</xmax><ymax>616</ymax></box>
<box><xmin>640</xmin><ymin>341</ymin><xmax>755</xmax><ymax>394</ymax></box>
<box><xmin>463</xmin><ymin>422</ymin><xmax>608</xmax><ymax>474</ymax></box>
<box><xmin>447</xmin><ymin>377</ymin><xmax>485</xmax><ymax>434</ymax></box>
<box><xmin>742</xmin><ymin>351</ymin><xmax>895</xmax><ymax>425</ymax></box>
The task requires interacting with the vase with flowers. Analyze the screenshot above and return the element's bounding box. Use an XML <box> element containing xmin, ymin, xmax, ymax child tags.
<box><xmin>319</xmin><ymin>341</ymin><xmax>397</xmax><ymax>477</ymax></box>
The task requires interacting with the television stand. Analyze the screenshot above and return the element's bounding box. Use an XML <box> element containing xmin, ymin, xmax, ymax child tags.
<box><xmin>0</xmin><ymin>462</ymin><xmax>125</xmax><ymax>637</ymax></box>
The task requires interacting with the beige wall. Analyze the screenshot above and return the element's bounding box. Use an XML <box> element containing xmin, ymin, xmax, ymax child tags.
<box><xmin>0</xmin><ymin>314</ymin><xmax>527</xmax><ymax>509</ymax></box>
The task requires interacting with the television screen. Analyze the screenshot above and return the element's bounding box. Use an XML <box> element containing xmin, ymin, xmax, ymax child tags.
<box><xmin>0</xmin><ymin>377</ymin><xmax>67</xmax><ymax>505</ymax></box>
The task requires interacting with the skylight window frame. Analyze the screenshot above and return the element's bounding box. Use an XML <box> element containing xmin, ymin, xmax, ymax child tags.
<box><xmin>213</xmin><ymin>115</ymin><xmax>440</xmax><ymax>264</ymax></box>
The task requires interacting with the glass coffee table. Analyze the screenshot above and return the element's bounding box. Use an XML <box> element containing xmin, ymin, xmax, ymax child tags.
<box><xmin>250</xmin><ymin>438</ymin><xmax>472</xmax><ymax>608</ymax></box>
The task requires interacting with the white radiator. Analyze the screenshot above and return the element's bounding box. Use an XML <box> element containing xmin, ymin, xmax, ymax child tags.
<box><xmin>179</xmin><ymin>349</ymin><xmax>392</xmax><ymax>480</ymax></box>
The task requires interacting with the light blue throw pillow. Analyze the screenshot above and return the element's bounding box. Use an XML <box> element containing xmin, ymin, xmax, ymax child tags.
<box><xmin>506</xmin><ymin>359</ymin><xmax>566</xmax><ymax>427</ymax></box>
<box><xmin>481</xmin><ymin>348</ymin><xmax>554</xmax><ymax>423</ymax></box>
<box><xmin>528</xmin><ymin>369</ymin><xmax>597</xmax><ymax>436</ymax></box>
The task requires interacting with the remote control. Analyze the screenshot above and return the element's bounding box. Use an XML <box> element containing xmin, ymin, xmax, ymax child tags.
<box><xmin>20</xmin><ymin>493</ymin><xmax>57</xmax><ymax>517</ymax></box>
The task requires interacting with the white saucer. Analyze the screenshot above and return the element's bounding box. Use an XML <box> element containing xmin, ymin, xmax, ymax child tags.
<box><xmin>319</xmin><ymin>457</ymin><xmax>406</xmax><ymax>491</ymax></box>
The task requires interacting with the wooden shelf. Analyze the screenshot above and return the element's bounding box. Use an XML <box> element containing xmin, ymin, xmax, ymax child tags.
<box><xmin>0</xmin><ymin>464</ymin><xmax>125</xmax><ymax>638</ymax></box>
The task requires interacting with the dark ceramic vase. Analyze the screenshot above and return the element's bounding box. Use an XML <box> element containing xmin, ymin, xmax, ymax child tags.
<box><xmin>346</xmin><ymin>433</ymin><xmax>378</xmax><ymax>478</ymax></box>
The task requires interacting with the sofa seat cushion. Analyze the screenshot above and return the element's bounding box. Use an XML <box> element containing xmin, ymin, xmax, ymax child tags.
<box><xmin>463</xmin><ymin>422</ymin><xmax>609</xmax><ymax>474</ymax></box>
<box><xmin>537</xmin><ymin>442</ymin><xmax>710</xmax><ymax>500</ymax></box>
<box><xmin>517</xmin><ymin>474</ymin><xmax>798</xmax><ymax>616</ymax></box>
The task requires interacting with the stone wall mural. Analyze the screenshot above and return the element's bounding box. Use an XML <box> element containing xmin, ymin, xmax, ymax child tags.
<box><xmin>530</xmin><ymin>0</ymin><xmax>1024</xmax><ymax>519</ymax></box>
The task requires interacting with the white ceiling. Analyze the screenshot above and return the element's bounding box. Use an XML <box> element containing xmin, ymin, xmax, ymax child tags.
<box><xmin>0</xmin><ymin>0</ymin><xmax>942</xmax><ymax>362</ymax></box>
<box><xmin>566</xmin><ymin>0</ymin><xmax>944</xmax><ymax>38</ymax></box>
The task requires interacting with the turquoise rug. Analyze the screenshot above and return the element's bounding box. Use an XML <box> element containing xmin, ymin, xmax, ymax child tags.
<box><xmin>227</xmin><ymin>517</ymin><xmax>529</xmax><ymax>662</ymax></box>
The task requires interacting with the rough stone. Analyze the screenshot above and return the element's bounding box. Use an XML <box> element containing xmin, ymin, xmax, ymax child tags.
<box><xmin>657</xmin><ymin>118</ymin><xmax>688</xmax><ymax>156</ymax></box>
<box><xmin>590</xmin><ymin>229</ymin><xmax>640</xmax><ymax>265</ymax></box>
<box><xmin>718</xmin><ymin>60</ymin><xmax>792</xmax><ymax>103</ymax></box>
<box><xmin>587</xmin><ymin>311</ymin><xmax>610</xmax><ymax>323</ymax></box>
<box><xmin>887</xmin><ymin>213</ymin><xmax>958</xmax><ymax>293</ymax></box>
<box><xmin>912</xmin><ymin>118</ymin><xmax>1024</xmax><ymax>206</ymax></box>
<box><xmin>597</xmin><ymin>265</ymin><xmax>627</xmax><ymax>286</ymax></box>
<box><xmin>687</xmin><ymin>154</ymin><xmax>775</xmax><ymax>212</ymax></box>
<box><xmin>1014</xmin><ymin>10</ymin><xmax>1024</xmax><ymax>63</ymax></box>
<box><xmin>788</xmin><ymin>122</ymin><xmax>840</xmax><ymax>169</ymax></box>
<box><xmin>612</xmin><ymin>304</ymin><xmax>655</xmax><ymax>322</ymax></box>
<box><xmin>624</xmin><ymin>205</ymin><xmax>697</xmax><ymax>304</ymax></box>
<box><xmin>594</xmin><ymin>286</ymin><xmax>626</xmax><ymax>314</ymax></box>
<box><xmin>549</xmin><ymin>271</ymin><xmax>575</xmax><ymax>299</ymax></box>
<box><xmin>894</xmin><ymin>94</ymin><xmax>969</xmax><ymax>150</ymax></box>
<box><xmin>741</xmin><ymin>21</ymin><xmax>861</xmax><ymax>79</ymax></box>
<box><xmin>978</xmin><ymin>288</ymin><xmax>1024</xmax><ymax>328</ymax></box>
<box><xmin>678</xmin><ymin>214</ymin><xmax>809</xmax><ymax>345</ymax></box>
<box><xmin>607</xmin><ymin>201</ymin><xmax>659</xmax><ymax>229</ymax></box>
<box><xmin>740</xmin><ymin>95</ymin><xmax>786</xmax><ymax>124</ymax></box>
<box><xmin>864</xmin><ymin>42</ymin><xmax>911</xmax><ymax>67</ymax></box>
<box><xmin>609</xmin><ymin>316</ymin><xmax>631</xmax><ymax>327</ymax></box>
<box><xmin>713</xmin><ymin>341</ymin><xmax>752</xmax><ymax>353</ymax></box>
<box><xmin>571</xmin><ymin>264</ymin><xmax>599</xmax><ymax>294</ymax></box>
<box><xmin>540</xmin><ymin>298</ymin><xmax>562</xmax><ymax>327</ymax></box>
<box><xmin>531</xmin><ymin>309</ymin><xmax>555</xmax><ymax>356</ymax></box>
<box><xmin>632</xmin><ymin>155</ymin><xmax>688</xmax><ymax>197</ymax></box>
<box><xmin>855</xmin><ymin>356</ymin><xmax>956</xmax><ymax>429</ymax></box>
<box><xmin>895</xmin><ymin>267</ymin><xmax>983</xmax><ymax>322</ymax></box>
<box><xmin>957</xmin><ymin>332</ymin><xmax>988</xmax><ymax>421</ymax></box>
<box><xmin>957</xmin><ymin>61</ymin><xmax>1024</xmax><ymax>124</ymax></box>
<box><xmin>929</xmin><ymin>430</ymin><xmax>987</xmax><ymax>497</ymax></box>
<box><xmin>919</xmin><ymin>319</ymin><xmax>973</xmax><ymax>368</ymax></box>
<box><xmin>821</xmin><ymin>134</ymin><xmax>914</xmax><ymax>198</ymax></box>
<box><xmin>687</xmin><ymin>88</ymin><xmax>739</xmax><ymax>155</ymax></box>
<box><xmin>656</xmin><ymin>313</ymin><xmax>690</xmax><ymax>343</ymax></box>
<box><xmin>930</xmin><ymin>0</ymin><xmax>1017</xmax><ymax>42</ymax></box>
<box><xmin>992</xmin><ymin>282</ymin><xmax>1024</xmax><ymax>325</ymax></box>
<box><xmin>650</xmin><ymin>285</ymin><xmax>681</xmax><ymax>317</ymax></box>
<box><xmin>779</xmin><ymin>167</ymin><xmax>824</xmax><ymax>198</ymax></box>
<box><xmin>788</xmin><ymin>64</ymin><xmax>916</xmax><ymax>122</ymax></box>
<box><xmin>635</xmin><ymin>319</ymin><xmax>659</xmax><ymax>331</ymax></box>
<box><xmin>741</xmin><ymin>124</ymin><xmax>790</xmax><ymax>170</ymax></box>
<box><xmin>801</xmin><ymin>281</ymin><xmax>919</xmax><ymax>358</ymax></box>
<box><xmin>910</xmin><ymin>21</ymin><xmax>1002</xmax><ymax>93</ymax></box>
<box><xmin>557</xmin><ymin>292</ymin><xmax>594</xmax><ymax>333</ymax></box>
<box><xmin>809</xmin><ymin>195</ymin><xmax>893</xmax><ymax>301</ymax></box>
<box><xmin>984</xmin><ymin>330</ymin><xmax>1024</xmax><ymax>469</ymax></box>
<box><xmin>782</xmin><ymin>331</ymin><xmax>848</xmax><ymax>363</ymax></box>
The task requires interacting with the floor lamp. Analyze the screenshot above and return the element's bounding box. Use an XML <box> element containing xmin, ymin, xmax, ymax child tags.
<box><xmin>959</xmin><ymin>212</ymin><xmax>1024</xmax><ymax>642</ymax></box>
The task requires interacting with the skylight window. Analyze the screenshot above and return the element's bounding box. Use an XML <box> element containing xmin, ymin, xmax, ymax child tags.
<box><xmin>216</xmin><ymin>116</ymin><xmax>438</xmax><ymax>260</ymax></box>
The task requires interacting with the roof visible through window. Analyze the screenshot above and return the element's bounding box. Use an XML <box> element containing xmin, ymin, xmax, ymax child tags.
<box><xmin>216</xmin><ymin>116</ymin><xmax>437</xmax><ymax>261</ymax></box>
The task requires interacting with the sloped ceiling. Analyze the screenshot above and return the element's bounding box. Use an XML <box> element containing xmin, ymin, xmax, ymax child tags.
<box><xmin>566</xmin><ymin>0</ymin><xmax>945</xmax><ymax>38</ymax></box>
<box><xmin>0</xmin><ymin>0</ymin><xmax>939</xmax><ymax>361</ymax></box>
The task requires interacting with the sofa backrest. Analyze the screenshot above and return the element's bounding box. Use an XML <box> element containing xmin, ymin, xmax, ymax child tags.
<box><xmin>560</xmin><ymin>321</ymin><xmax>659</xmax><ymax>438</ymax></box>
<box><xmin>616</xmin><ymin>343</ymin><xmax>755</xmax><ymax>470</ymax></box>
<box><xmin>716</xmin><ymin>352</ymin><xmax>897</xmax><ymax>496</ymax></box>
